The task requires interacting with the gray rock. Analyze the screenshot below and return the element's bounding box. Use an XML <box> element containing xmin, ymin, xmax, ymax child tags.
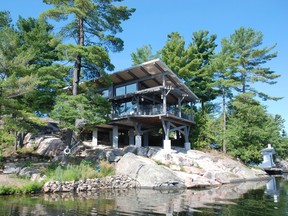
<box><xmin>123</xmin><ymin>146</ymin><xmax>138</xmax><ymax>154</ymax></box>
<box><xmin>3</xmin><ymin>163</ymin><xmax>22</xmax><ymax>174</ymax></box>
<box><xmin>111</xmin><ymin>149</ymin><xmax>125</xmax><ymax>156</ymax></box>
<box><xmin>116</xmin><ymin>153</ymin><xmax>185</xmax><ymax>189</ymax></box>
<box><xmin>136</xmin><ymin>147</ymin><xmax>149</xmax><ymax>157</ymax></box>
<box><xmin>19</xmin><ymin>167</ymin><xmax>41</xmax><ymax>177</ymax></box>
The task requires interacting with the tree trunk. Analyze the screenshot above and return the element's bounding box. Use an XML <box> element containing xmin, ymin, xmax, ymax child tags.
<box><xmin>69</xmin><ymin>17</ymin><xmax>85</xmax><ymax>146</ymax></box>
<box><xmin>222</xmin><ymin>86</ymin><xmax>227</xmax><ymax>153</ymax></box>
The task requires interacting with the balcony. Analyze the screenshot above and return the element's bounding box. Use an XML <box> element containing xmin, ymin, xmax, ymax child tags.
<box><xmin>112</xmin><ymin>104</ymin><xmax>194</xmax><ymax>122</ymax></box>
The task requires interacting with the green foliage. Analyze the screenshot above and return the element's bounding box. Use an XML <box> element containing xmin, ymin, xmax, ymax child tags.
<box><xmin>47</xmin><ymin>161</ymin><xmax>115</xmax><ymax>181</ymax></box>
<box><xmin>0</xmin><ymin>181</ymin><xmax>43</xmax><ymax>195</ymax></box>
<box><xmin>131</xmin><ymin>44</ymin><xmax>159</xmax><ymax>65</ymax></box>
<box><xmin>190</xmin><ymin>110</ymin><xmax>215</xmax><ymax>149</ymax></box>
<box><xmin>223</xmin><ymin>27</ymin><xmax>280</xmax><ymax>100</ymax></box>
<box><xmin>225</xmin><ymin>93</ymin><xmax>286</xmax><ymax>163</ymax></box>
<box><xmin>51</xmin><ymin>91</ymin><xmax>111</xmax><ymax>130</ymax></box>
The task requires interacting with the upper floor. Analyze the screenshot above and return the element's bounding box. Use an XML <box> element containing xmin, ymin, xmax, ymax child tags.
<box><xmin>95</xmin><ymin>59</ymin><xmax>198</xmax><ymax>125</ymax></box>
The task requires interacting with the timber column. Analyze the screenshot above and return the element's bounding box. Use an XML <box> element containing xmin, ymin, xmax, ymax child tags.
<box><xmin>112</xmin><ymin>126</ymin><xmax>119</xmax><ymax>148</ymax></box>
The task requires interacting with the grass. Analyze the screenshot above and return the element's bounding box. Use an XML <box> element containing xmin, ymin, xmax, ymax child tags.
<box><xmin>0</xmin><ymin>181</ymin><xmax>43</xmax><ymax>195</ymax></box>
<box><xmin>46</xmin><ymin>160</ymin><xmax>115</xmax><ymax>182</ymax></box>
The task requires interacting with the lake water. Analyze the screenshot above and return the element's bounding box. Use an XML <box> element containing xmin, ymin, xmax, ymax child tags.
<box><xmin>0</xmin><ymin>176</ymin><xmax>287</xmax><ymax>216</ymax></box>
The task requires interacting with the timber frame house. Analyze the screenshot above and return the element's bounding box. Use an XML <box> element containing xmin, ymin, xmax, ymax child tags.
<box><xmin>92</xmin><ymin>59</ymin><xmax>198</xmax><ymax>151</ymax></box>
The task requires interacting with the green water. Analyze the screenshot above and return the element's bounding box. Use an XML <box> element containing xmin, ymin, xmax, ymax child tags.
<box><xmin>0</xmin><ymin>176</ymin><xmax>287</xmax><ymax>215</ymax></box>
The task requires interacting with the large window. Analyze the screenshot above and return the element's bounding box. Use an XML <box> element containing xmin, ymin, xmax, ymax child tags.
<box><xmin>115</xmin><ymin>101</ymin><xmax>136</xmax><ymax>116</ymax></box>
<box><xmin>115</xmin><ymin>83</ymin><xmax>137</xmax><ymax>96</ymax></box>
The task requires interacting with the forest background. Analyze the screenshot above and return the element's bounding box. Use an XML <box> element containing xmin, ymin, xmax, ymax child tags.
<box><xmin>0</xmin><ymin>0</ymin><xmax>287</xmax><ymax>164</ymax></box>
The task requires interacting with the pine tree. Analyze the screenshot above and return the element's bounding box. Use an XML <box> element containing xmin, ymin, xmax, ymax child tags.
<box><xmin>41</xmin><ymin>0</ymin><xmax>135</xmax><ymax>95</ymax></box>
<box><xmin>225</xmin><ymin>27</ymin><xmax>280</xmax><ymax>100</ymax></box>
<box><xmin>41</xmin><ymin>0</ymin><xmax>135</xmax><ymax>144</ymax></box>
<box><xmin>131</xmin><ymin>44</ymin><xmax>158</xmax><ymax>65</ymax></box>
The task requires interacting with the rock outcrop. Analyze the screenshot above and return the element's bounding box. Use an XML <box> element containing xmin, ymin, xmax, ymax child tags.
<box><xmin>116</xmin><ymin>153</ymin><xmax>185</xmax><ymax>189</ymax></box>
<box><xmin>24</xmin><ymin>134</ymin><xmax>65</xmax><ymax>157</ymax></box>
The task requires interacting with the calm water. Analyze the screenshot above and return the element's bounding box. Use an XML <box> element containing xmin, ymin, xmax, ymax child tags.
<box><xmin>1</xmin><ymin>176</ymin><xmax>288</xmax><ymax>216</ymax></box>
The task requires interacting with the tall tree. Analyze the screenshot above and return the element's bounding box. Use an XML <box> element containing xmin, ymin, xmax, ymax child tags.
<box><xmin>211</xmin><ymin>39</ymin><xmax>240</xmax><ymax>153</ymax></box>
<box><xmin>131</xmin><ymin>44</ymin><xmax>158</xmax><ymax>65</ymax></box>
<box><xmin>41</xmin><ymin>0</ymin><xmax>135</xmax><ymax>95</ymax></box>
<box><xmin>225</xmin><ymin>27</ymin><xmax>280</xmax><ymax>100</ymax></box>
<box><xmin>0</xmin><ymin>12</ymin><xmax>43</xmax><ymax>149</ymax></box>
<box><xmin>41</xmin><ymin>0</ymin><xmax>135</xmax><ymax>144</ymax></box>
<box><xmin>181</xmin><ymin>30</ymin><xmax>218</xmax><ymax>111</ymax></box>
<box><xmin>160</xmin><ymin>32</ymin><xmax>186</xmax><ymax>75</ymax></box>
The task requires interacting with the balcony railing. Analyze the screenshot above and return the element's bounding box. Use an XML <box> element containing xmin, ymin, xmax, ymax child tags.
<box><xmin>112</xmin><ymin>104</ymin><xmax>194</xmax><ymax>122</ymax></box>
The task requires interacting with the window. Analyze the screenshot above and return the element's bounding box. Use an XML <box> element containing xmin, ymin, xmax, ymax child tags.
<box><xmin>115</xmin><ymin>83</ymin><xmax>137</xmax><ymax>96</ymax></box>
<box><xmin>126</xmin><ymin>83</ymin><xmax>137</xmax><ymax>94</ymax></box>
<box><xmin>115</xmin><ymin>101</ymin><xmax>136</xmax><ymax>116</ymax></box>
<box><xmin>116</xmin><ymin>86</ymin><xmax>125</xmax><ymax>96</ymax></box>
<box><xmin>102</xmin><ymin>90</ymin><xmax>109</xmax><ymax>98</ymax></box>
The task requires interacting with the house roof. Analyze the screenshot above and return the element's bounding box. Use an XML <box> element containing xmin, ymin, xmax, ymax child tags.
<box><xmin>107</xmin><ymin>58</ymin><xmax>198</xmax><ymax>102</ymax></box>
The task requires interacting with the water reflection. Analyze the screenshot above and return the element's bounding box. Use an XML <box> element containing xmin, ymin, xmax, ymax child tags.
<box><xmin>0</xmin><ymin>180</ymin><xmax>269</xmax><ymax>216</ymax></box>
<box><xmin>265</xmin><ymin>177</ymin><xmax>280</xmax><ymax>203</ymax></box>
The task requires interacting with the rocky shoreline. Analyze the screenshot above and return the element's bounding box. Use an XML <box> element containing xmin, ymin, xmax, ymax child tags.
<box><xmin>2</xmin><ymin>143</ymin><xmax>270</xmax><ymax>192</ymax></box>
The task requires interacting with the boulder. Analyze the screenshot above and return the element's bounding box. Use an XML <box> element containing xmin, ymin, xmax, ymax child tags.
<box><xmin>36</xmin><ymin>136</ymin><xmax>65</xmax><ymax>157</ymax></box>
<box><xmin>116</xmin><ymin>153</ymin><xmax>185</xmax><ymax>189</ymax></box>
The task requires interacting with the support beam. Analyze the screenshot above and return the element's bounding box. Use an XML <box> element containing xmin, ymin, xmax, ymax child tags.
<box><xmin>112</xmin><ymin>126</ymin><xmax>119</xmax><ymax>148</ymax></box>
<box><xmin>135</xmin><ymin>135</ymin><xmax>142</xmax><ymax>147</ymax></box>
<box><xmin>163</xmin><ymin>139</ymin><xmax>171</xmax><ymax>151</ymax></box>
<box><xmin>92</xmin><ymin>128</ymin><xmax>98</xmax><ymax>146</ymax></box>
<box><xmin>129</xmin><ymin>128</ymin><xmax>134</xmax><ymax>145</ymax></box>
<box><xmin>134</xmin><ymin>122</ymin><xmax>142</xmax><ymax>147</ymax></box>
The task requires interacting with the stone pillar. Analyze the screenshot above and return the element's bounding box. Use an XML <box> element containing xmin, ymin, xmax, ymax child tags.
<box><xmin>135</xmin><ymin>135</ymin><xmax>142</xmax><ymax>147</ymax></box>
<box><xmin>92</xmin><ymin>128</ymin><xmax>98</xmax><ymax>146</ymax></box>
<box><xmin>184</xmin><ymin>142</ymin><xmax>191</xmax><ymax>150</ymax></box>
<box><xmin>112</xmin><ymin>126</ymin><xmax>118</xmax><ymax>148</ymax></box>
<box><xmin>163</xmin><ymin>139</ymin><xmax>171</xmax><ymax>151</ymax></box>
<box><xmin>143</xmin><ymin>133</ymin><xmax>149</xmax><ymax>147</ymax></box>
<box><xmin>129</xmin><ymin>129</ymin><xmax>134</xmax><ymax>145</ymax></box>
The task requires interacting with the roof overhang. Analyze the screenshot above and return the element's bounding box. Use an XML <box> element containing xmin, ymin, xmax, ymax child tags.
<box><xmin>108</xmin><ymin>58</ymin><xmax>198</xmax><ymax>102</ymax></box>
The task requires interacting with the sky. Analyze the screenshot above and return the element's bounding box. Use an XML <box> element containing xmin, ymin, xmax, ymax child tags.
<box><xmin>1</xmin><ymin>0</ymin><xmax>288</xmax><ymax>130</ymax></box>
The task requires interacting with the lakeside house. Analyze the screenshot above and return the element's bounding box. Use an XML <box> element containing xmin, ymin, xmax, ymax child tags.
<box><xmin>91</xmin><ymin>59</ymin><xmax>198</xmax><ymax>151</ymax></box>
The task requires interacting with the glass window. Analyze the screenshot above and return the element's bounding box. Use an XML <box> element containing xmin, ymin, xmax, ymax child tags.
<box><xmin>126</xmin><ymin>83</ymin><xmax>137</xmax><ymax>94</ymax></box>
<box><xmin>102</xmin><ymin>90</ymin><xmax>109</xmax><ymax>98</ymax></box>
<box><xmin>116</xmin><ymin>86</ymin><xmax>125</xmax><ymax>96</ymax></box>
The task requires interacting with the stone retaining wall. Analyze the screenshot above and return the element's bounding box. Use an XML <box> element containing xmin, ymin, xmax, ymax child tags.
<box><xmin>42</xmin><ymin>175</ymin><xmax>140</xmax><ymax>193</ymax></box>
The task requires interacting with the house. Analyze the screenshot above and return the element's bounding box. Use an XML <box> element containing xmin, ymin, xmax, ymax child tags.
<box><xmin>92</xmin><ymin>59</ymin><xmax>198</xmax><ymax>151</ymax></box>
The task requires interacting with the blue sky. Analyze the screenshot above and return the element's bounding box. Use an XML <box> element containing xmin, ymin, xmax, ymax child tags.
<box><xmin>1</xmin><ymin>0</ymin><xmax>288</xmax><ymax>130</ymax></box>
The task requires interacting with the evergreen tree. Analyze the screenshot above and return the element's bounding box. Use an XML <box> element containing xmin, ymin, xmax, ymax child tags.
<box><xmin>225</xmin><ymin>27</ymin><xmax>281</xmax><ymax>100</ymax></box>
<box><xmin>131</xmin><ymin>44</ymin><xmax>158</xmax><ymax>65</ymax></box>
<box><xmin>41</xmin><ymin>0</ymin><xmax>135</xmax><ymax>144</ymax></box>
<box><xmin>0</xmin><ymin>13</ymin><xmax>43</xmax><ymax>149</ymax></box>
<box><xmin>160</xmin><ymin>32</ymin><xmax>186</xmax><ymax>75</ymax></box>
<box><xmin>41</xmin><ymin>0</ymin><xmax>135</xmax><ymax>95</ymax></box>
<box><xmin>182</xmin><ymin>30</ymin><xmax>218</xmax><ymax>111</ymax></box>
<box><xmin>211</xmin><ymin>39</ymin><xmax>240</xmax><ymax>152</ymax></box>
<box><xmin>226</xmin><ymin>93</ymin><xmax>285</xmax><ymax>164</ymax></box>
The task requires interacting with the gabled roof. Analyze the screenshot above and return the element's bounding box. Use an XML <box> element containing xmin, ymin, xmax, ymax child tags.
<box><xmin>108</xmin><ymin>58</ymin><xmax>198</xmax><ymax>102</ymax></box>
